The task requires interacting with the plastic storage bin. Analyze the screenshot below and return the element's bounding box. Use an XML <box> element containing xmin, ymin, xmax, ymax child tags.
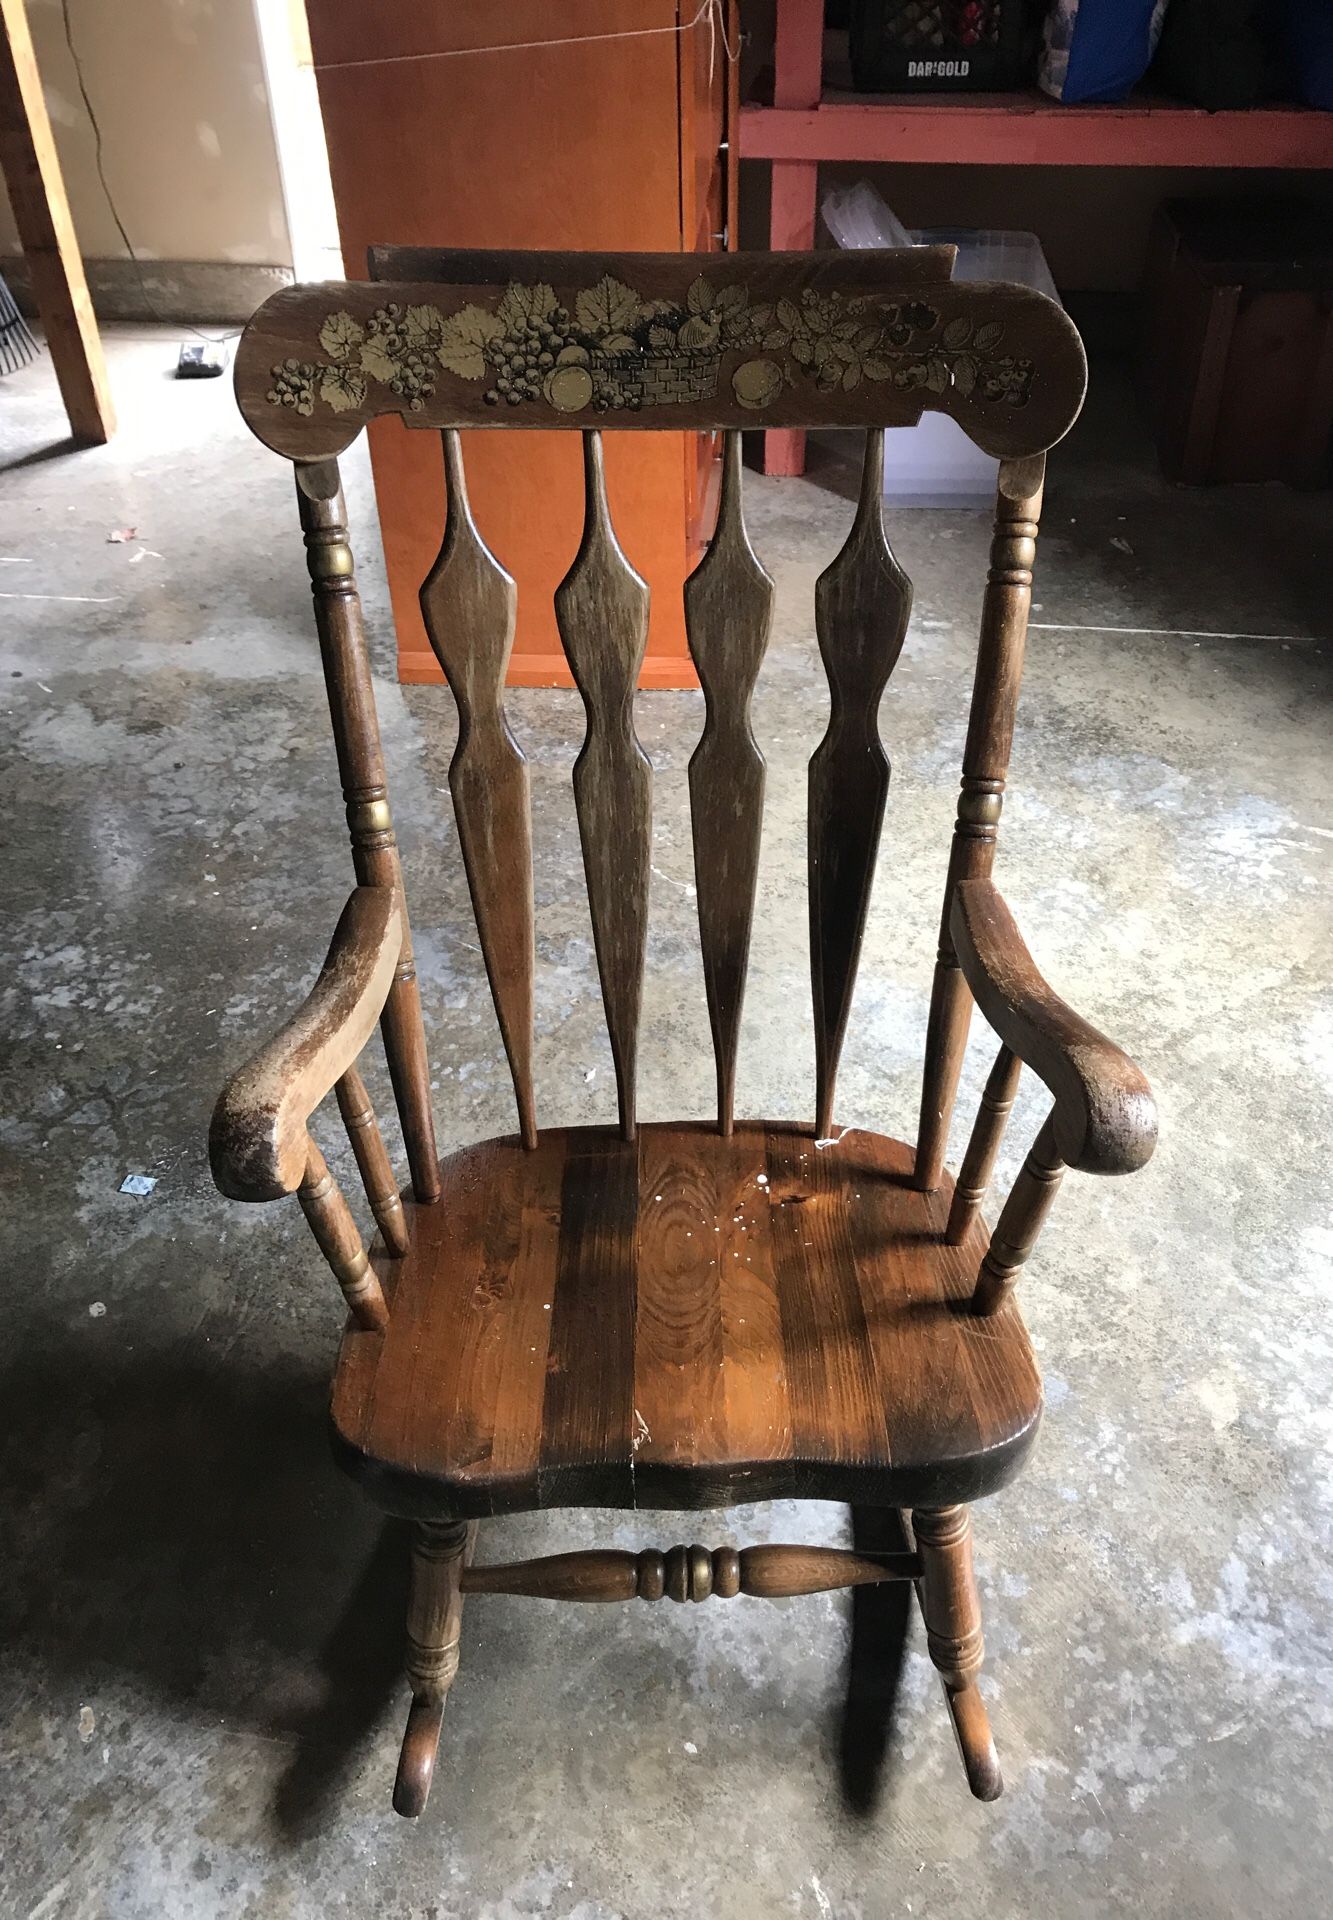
<box><xmin>822</xmin><ymin>189</ymin><xmax>1062</xmax><ymax>507</ymax></box>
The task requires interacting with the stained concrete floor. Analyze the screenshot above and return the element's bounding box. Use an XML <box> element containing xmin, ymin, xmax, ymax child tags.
<box><xmin>1</xmin><ymin>329</ymin><xmax>1331</xmax><ymax>1919</ymax></box>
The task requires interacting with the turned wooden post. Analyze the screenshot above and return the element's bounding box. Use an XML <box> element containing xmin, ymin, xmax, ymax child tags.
<box><xmin>912</xmin><ymin>1504</ymin><xmax>1002</xmax><ymax>1800</ymax></box>
<box><xmin>916</xmin><ymin>454</ymin><xmax>1044</xmax><ymax>1192</ymax></box>
<box><xmin>296</xmin><ymin>459</ymin><xmax>440</xmax><ymax>1204</ymax></box>
<box><xmin>972</xmin><ymin>1113</ymin><xmax>1066</xmax><ymax>1316</ymax></box>
<box><xmin>946</xmin><ymin>1043</ymin><xmax>1023</xmax><ymax>1245</ymax></box>
<box><xmin>298</xmin><ymin>1140</ymin><xmax>389</xmax><ymax>1331</ymax></box>
<box><xmin>336</xmin><ymin>1064</ymin><xmax>410</xmax><ymax>1256</ymax></box>
<box><xmin>459</xmin><ymin>1542</ymin><xmax>922</xmax><ymax>1601</ymax></box>
<box><xmin>395</xmin><ymin>1518</ymin><xmax>473</xmax><ymax>1818</ymax></box>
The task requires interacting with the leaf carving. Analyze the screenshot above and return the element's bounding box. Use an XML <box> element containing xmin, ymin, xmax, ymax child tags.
<box><xmin>435</xmin><ymin>303</ymin><xmax>504</xmax><ymax>380</ymax></box>
<box><xmin>575</xmin><ymin>275</ymin><xmax>644</xmax><ymax>338</ymax></box>
<box><xmin>359</xmin><ymin>338</ymin><xmax>398</xmax><ymax>383</ymax></box>
<box><xmin>403</xmin><ymin>305</ymin><xmax>446</xmax><ymax>351</ymax></box>
<box><xmin>319</xmin><ymin>362</ymin><xmax>367</xmax><ymax>412</ymax></box>
<box><xmin>319</xmin><ymin>312</ymin><xmax>363</xmax><ymax>360</ymax></box>
<box><xmin>497</xmin><ymin>281</ymin><xmax>558</xmax><ymax>331</ymax></box>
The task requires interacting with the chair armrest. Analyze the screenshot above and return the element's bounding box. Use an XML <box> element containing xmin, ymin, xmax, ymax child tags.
<box><xmin>209</xmin><ymin>886</ymin><xmax>403</xmax><ymax>1202</ymax></box>
<box><xmin>950</xmin><ymin>878</ymin><xmax>1157</xmax><ymax>1177</ymax></box>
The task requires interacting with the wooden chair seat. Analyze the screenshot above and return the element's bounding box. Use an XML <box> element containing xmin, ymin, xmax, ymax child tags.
<box><xmin>331</xmin><ymin>1122</ymin><xmax>1042</xmax><ymax>1518</ymax></box>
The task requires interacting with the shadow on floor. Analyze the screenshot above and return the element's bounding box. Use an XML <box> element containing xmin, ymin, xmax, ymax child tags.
<box><xmin>0</xmin><ymin>1346</ymin><xmax>408</xmax><ymax>1838</ymax></box>
<box><xmin>840</xmin><ymin>1506</ymin><xmax>914</xmax><ymax>1817</ymax></box>
<box><xmin>0</xmin><ymin>1342</ymin><xmax>918</xmax><ymax>1831</ymax></box>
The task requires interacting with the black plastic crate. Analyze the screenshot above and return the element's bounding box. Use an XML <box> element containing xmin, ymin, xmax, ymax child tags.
<box><xmin>848</xmin><ymin>0</ymin><xmax>1033</xmax><ymax>92</ymax></box>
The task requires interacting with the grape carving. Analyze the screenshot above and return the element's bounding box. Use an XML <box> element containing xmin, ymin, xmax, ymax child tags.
<box><xmin>272</xmin><ymin>272</ymin><xmax>1035</xmax><ymax>421</ymax></box>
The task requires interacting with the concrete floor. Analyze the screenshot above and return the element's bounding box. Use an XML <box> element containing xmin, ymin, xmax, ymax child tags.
<box><xmin>1</xmin><ymin>330</ymin><xmax>1330</xmax><ymax>1919</ymax></box>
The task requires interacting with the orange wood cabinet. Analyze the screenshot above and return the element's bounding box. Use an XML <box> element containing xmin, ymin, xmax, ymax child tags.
<box><xmin>305</xmin><ymin>1</ymin><xmax>737</xmax><ymax>687</ymax></box>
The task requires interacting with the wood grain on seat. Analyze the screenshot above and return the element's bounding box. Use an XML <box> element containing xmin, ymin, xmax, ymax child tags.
<box><xmin>331</xmin><ymin>1122</ymin><xmax>1042</xmax><ymax>1517</ymax></box>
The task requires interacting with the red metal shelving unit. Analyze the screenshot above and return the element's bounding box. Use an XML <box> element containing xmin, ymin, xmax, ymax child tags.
<box><xmin>743</xmin><ymin>0</ymin><xmax>1333</xmax><ymax>476</ymax></box>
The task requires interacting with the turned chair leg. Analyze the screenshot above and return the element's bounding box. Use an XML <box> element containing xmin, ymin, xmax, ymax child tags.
<box><xmin>394</xmin><ymin>1518</ymin><xmax>475</xmax><ymax>1817</ymax></box>
<box><xmin>911</xmin><ymin>1505</ymin><xmax>1003</xmax><ymax>1801</ymax></box>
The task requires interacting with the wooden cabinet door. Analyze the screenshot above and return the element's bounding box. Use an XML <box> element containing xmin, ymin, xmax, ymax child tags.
<box><xmin>306</xmin><ymin>1</ymin><xmax>718</xmax><ymax>686</ymax></box>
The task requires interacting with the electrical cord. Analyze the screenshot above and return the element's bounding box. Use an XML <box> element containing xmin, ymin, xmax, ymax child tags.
<box><xmin>60</xmin><ymin>0</ymin><xmax>239</xmax><ymax>346</ymax></box>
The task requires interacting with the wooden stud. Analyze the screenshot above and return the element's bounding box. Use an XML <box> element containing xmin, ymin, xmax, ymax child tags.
<box><xmin>972</xmin><ymin>1114</ymin><xmax>1066</xmax><ymax>1316</ymax></box>
<box><xmin>911</xmin><ymin>1505</ymin><xmax>1002</xmax><ymax>1801</ymax></box>
<box><xmin>945</xmin><ymin>1044</ymin><xmax>1022</xmax><ymax>1246</ymax></box>
<box><xmin>554</xmin><ymin>431</ymin><xmax>652</xmax><ymax>1140</ymax></box>
<box><xmin>0</xmin><ymin>0</ymin><xmax>114</xmax><ymax>444</ymax></box>
<box><xmin>809</xmin><ymin>429</ymin><xmax>912</xmax><ymax>1139</ymax></box>
<box><xmin>459</xmin><ymin>1542</ymin><xmax>922</xmax><ymax>1602</ymax></box>
<box><xmin>421</xmin><ymin>431</ymin><xmax>537</xmax><ymax>1148</ymax></box>
<box><xmin>395</xmin><ymin>1518</ymin><xmax>474</xmax><ymax>1818</ymax></box>
<box><xmin>684</xmin><ymin>429</ymin><xmax>774</xmax><ymax>1133</ymax></box>
<box><xmin>335</xmin><ymin>1064</ymin><xmax>409</xmax><ymax>1257</ymax></box>
<box><xmin>915</xmin><ymin>453</ymin><xmax>1045</xmax><ymax>1191</ymax></box>
<box><xmin>298</xmin><ymin>1140</ymin><xmax>390</xmax><ymax>1332</ymax></box>
<box><xmin>296</xmin><ymin>460</ymin><xmax>441</xmax><ymax>1202</ymax></box>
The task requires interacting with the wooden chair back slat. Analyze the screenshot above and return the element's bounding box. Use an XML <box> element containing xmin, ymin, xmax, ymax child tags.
<box><xmin>554</xmin><ymin>431</ymin><xmax>653</xmax><ymax>1141</ymax></box>
<box><xmin>420</xmin><ymin>430</ymin><xmax>538</xmax><ymax>1148</ymax></box>
<box><xmin>683</xmin><ymin>429</ymin><xmax>774</xmax><ymax>1135</ymax></box>
<box><xmin>295</xmin><ymin>460</ymin><xmax>440</xmax><ymax>1203</ymax></box>
<box><xmin>915</xmin><ymin>453</ymin><xmax>1045</xmax><ymax>1190</ymax></box>
<box><xmin>809</xmin><ymin>431</ymin><xmax>912</xmax><ymax>1140</ymax></box>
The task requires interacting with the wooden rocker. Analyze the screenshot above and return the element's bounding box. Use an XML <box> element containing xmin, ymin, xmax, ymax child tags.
<box><xmin>211</xmin><ymin>248</ymin><xmax>1156</xmax><ymax>1817</ymax></box>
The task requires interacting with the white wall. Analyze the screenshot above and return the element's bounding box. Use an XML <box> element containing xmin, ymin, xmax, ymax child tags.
<box><xmin>0</xmin><ymin>0</ymin><xmax>291</xmax><ymax>269</ymax></box>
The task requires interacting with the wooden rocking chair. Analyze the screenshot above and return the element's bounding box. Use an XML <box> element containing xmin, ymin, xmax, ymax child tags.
<box><xmin>211</xmin><ymin>249</ymin><xmax>1156</xmax><ymax>1817</ymax></box>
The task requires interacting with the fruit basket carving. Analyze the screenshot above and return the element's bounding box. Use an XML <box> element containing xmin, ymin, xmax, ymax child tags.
<box><xmin>266</xmin><ymin>271</ymin><xmax>1034</xmax><ymax>421</ymax></box>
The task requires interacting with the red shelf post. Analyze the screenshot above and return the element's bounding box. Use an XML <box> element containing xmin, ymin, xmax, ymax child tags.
<box><xmin>764</xmin><ymin>0</ymin><xmax>825</xmax><ymax>476</ymax></box>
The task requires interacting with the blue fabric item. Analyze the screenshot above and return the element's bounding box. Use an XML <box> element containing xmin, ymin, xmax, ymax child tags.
<box><xmin>1282</xmin><ymin>0</ymin><xmax>1333</xmax><ymax>108</ymax></box>
<box><xmin>1040</xmin><ymin>0</ymin><xmax>1169</xmax><ymax>104</ymax></box>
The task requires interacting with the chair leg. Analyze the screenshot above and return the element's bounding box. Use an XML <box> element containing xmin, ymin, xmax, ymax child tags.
<box><xmin>911</xmin><ymin>1505</ymin><xmax>1003</xmax><ymax>1802</ymax></box>
<box><xmin>394</xmin><ymin>1518</ymin><xmax>475</xmax><ymax>1817</ymax></box>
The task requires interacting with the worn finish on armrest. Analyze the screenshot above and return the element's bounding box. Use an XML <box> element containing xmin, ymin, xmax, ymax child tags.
<box><xmin>209</xmin><ymin>887</ymin><xmax>403</xmax><ymax>1201</ymax></box>
<box><xmin>950</xmin><ymin>878</ymin><xmax>1156</xmax><ymax>1177</ymax></box>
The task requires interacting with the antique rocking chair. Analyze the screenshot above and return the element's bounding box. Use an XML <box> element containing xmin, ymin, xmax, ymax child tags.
<box><xmin>211</xmin><ymin>249</ymin><xmax>1156</xmax><ymax>1817</ymax></box>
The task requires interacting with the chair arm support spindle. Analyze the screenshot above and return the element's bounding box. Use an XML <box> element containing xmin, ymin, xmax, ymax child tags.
<box><xmin>946</xmin><ymin>1043</ymin><xmax>1022</xmax><ymax>1245</ymax></box>
<box><xmin>971</xmin><ymin>1113</ymin><xmax>1065</xmax><ymax>1316</ymax></box>
<box><xmin>299</xmin><ymin>1140</ymin><xmax>390</xmax><ymax>1332</ymax></box>
<box><xmin>336</xmin><ymin>1064</ymin><xmax>410</xmax><ymax>1257</ymax></box>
